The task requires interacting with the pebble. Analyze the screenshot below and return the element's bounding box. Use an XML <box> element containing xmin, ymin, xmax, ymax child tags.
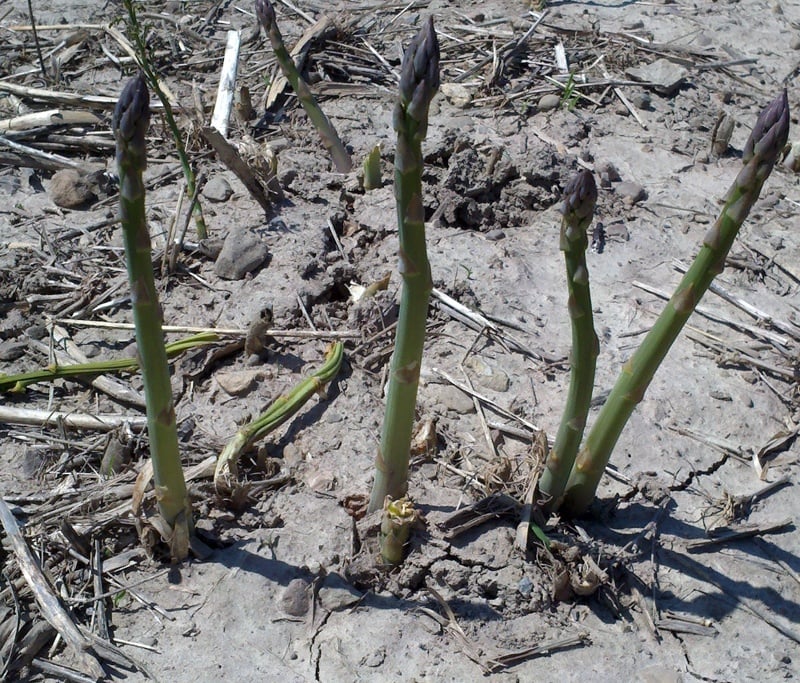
<box><xmin>280</xmin><ymin>578</ymin><xmax>310</xmax><ymax>616</ymax></box>
<box><xmin>216</xmin><ymin>369</ymin><xmax>261</xmax><ymax>396</ymax></box>
<box><xmin>537</xmin><ymin>93</ymin><xmax>561</xmax><ymax>112</ymax></box>
<box><xmin>485</xmin><ymin>229</ymin><xmax>505</xmax><ymax>241</ymax></box>
<box><xmin>0</xmin><ymin>340</ymin><xmax>26</xmax><ymax>361</ymax></box>
<box><xmin>317</xmin><ymin>573</ymin><xmax>362</xmax><ymax>611</ymax></box>
<box><xmin>203</xmin><ymin>175</ymin><xmax>233</xmax><ymax>203</ymax></box>
<box><xmin>615</xmin><ymin>181</ymin><xmax>647</xmax><ymax>205</ymax></box>
<box><xmin>629</xmin><ymin>90</ymin><xmax>652</xmax><ymax>110</ymax></box>
<box><xmin>627</xmin><ymin>58</ymin><xmax>688</xmax><ymax>96</ymax></box>
<box><xmin>439</xmin><ymin>83</ymin><xmax>472</xmax><ymax>108</ymax></box>
<box><xmin>214</xmin><ymin>226</ymin><xmax>269</xmax><ymax>279</ymax></box>
<box><xmin>48</xmin><ymin>169</ymin><xmax>95</xmax><ymax>208</ymax></box>
<box><xmin>792</xmin><ymin>35</ymin><xmax>800</xmax><ymax>50</ymax></box>
<box><xmin>431</xmin><ymin>384</ymin><xmax>475</xmax><ymax>414</ymax></box>
<box><xmin>464</xmin><ymin>356</ymin><xmax>509</xmax><ymax>392</ymax></box>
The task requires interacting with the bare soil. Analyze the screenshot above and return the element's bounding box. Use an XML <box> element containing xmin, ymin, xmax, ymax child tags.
<box><xmin>1</xmin><ymin>1</ymin><xmax>799</xmax><ymax>681</ymax></box>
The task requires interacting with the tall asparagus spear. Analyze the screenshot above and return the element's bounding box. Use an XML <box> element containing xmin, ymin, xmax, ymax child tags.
<box><xmin>537</xmin><ymin>170</ymin><xmax>599</xmax><ymax>511</ymax></box>
<box><xmin>560</xmin><ymin>91</ymin><xmax>790</xmax><ymax>516</ymax></box>
<box><xmin>113</xmin><ymin>75</ymin><xmax>192</xmax><ymax>559</ymax></box>
<box><xmin>255</xmin><ymin>0</ymin><xmax>352</xmax><ymax>173</ymax></box>
<box><xmin>368</xmin><ymin>17</ymin><xmax>440</xmax><ymax>513</ymax></box>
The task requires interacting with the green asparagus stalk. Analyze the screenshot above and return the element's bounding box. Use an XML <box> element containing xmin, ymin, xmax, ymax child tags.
<box><xmin>121</xmin><ymin>0</ymin><xmax>207</xmax><ymax>239</ymax></box>
<box><xmin>560</xmin><ymin>91</ymin><xmax>790</xmax><ymax>516</ymax></box>
<box><xmin>114</xmin><ymin>75</ymin><xmax>192</xmax><ymax>558</ymax></box>
<box><xmin>537</xmin><ymin>170</ymin><xmax>599</xmax><ymax>511</ymax></box>
<box><xmin>214</xmin><ymin>342</ymin><xmax>343</xmax><ymax>489</ymax></box>
<box><xmin>0</xmin><ymin>333</ymin><xmax>218</xmax><ymax>394</ymax></box>
<box><xmin>368</xmin><ymin>17</ymin><xmax>440</xmax><ymax>513</ymax></box>
<box><xmin>363</xmin><ymin>144</ymin><xmax>382</xmax><ymax>190</ymax></box>
<box><xmin>255</xmin><ymin>0</ymin><xmax>352</xmax><ymax>173</ymax></box>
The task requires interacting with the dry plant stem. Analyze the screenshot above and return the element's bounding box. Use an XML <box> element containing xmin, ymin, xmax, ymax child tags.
<box><xmin>214</xmin><ymin>342</ymin><xmax>344</xmax><ymax>488</ymax></box>
<box><xmin>113</xmin><ymin>75</ymin><xmax>192</xmax><ymax>557</ymax></box>
<box><xmin>538</xmin><ymin>170</ymin><xmax>599</xmax><ymax>511</ymax></box>
<box><xmin>561</xmin><ymin>91</ymin><xmax>790</xmax><ymax>516</ymax></box>
<box><xmin>255</xmin><ymin>0</ymin><xmax>352</xmax><ymax>173</ymax></box>
<box><xmin>121</xmin><ymin>0</ymin><xmax>207</xmax><ymax>239</ymax></box>
<box><xmin>368</xmin><ymin>17</ymin><xmax>439</xmax><ymax>513</ymax></box>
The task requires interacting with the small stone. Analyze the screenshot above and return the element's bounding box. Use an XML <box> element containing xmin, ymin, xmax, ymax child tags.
<box><xmin>537</xmin><ymin>93</ymin><xmax>561</xmax><ymax>112</ymax></box>
<box><xmin>440</xmin><ymin>83</ymin><xmax>472</xmax><ymax>108</ymax></box>
<box><xmin>629</xmin><ymin>90</ymin><xmax>652</xmax><ymax>110</ymax></box>
<box><xmin>485</xmin><ymin>229</ymin><xmax>505</xmax><ymax>241</ymax></box>
<box><xmin>49</xmin><ymin>169</ymin><xmax>95</xmax><ymax>208</ymax></box>
<box><xmin>605</xmin><ymin>221</ymin><xmax>630</xmax><ymax>241</ymax></box>
<box><xmin>464</xmin><ymin>356</ymin><xmax>509</xmax><ymax>392</ymax></box>
<box><xmin>280</xmin><ymin>578</ymin><xmax>310</xmax><ymax>616</ymax></box>
<box><xmin>627</xmin><ymin>58</ymin><xmax>688</xmax><ymax>96</ymax></box>
<box><xmin>214</xmin><ymin>226</ymin><xmax>269</xmax><ymax>279</ymax></box>
<box><xmin>518</xmin><ymin>576</ymin><xmax>533</xmax><ymax>597</ymax></box>
<box><xmin>615</xmin><ymin>181</ymin><xmax>647</xmax><ymax>205</ymax></box>
<box><xmin>318</xmin><ymin>573</ymin><xmax>362</xmax><ymax>611</ymax></box>
<box><xmin>791</xmin><ymin>35</ymin><xmax>800</xmax><ymax>50</ymax></box>
<box><xmin>0</xmin><ymin>340</ymin><xmax>26</xmax><ymax>361</ymax></box>
<box><xmin>216</xmin><ymin>369</ymin><xmax>261</xmax><ymax>396</ymax></box>
<box><xmin>203</xmin><ymin>176</ymin><xmax>233</xmax><ymax>203</ymax></box>
<box><xmin>432</xmin><ymin>384</ymin><xmax>475</xmax><ymax>414</ymax></box>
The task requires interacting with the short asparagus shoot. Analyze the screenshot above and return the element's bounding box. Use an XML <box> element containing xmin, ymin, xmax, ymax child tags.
<box><xmin>113</xmin><ymin>75</ymin><xmax>192</xmax><ymax>559</ymax></box>
<box><xmin>368</xmin><ymin>17</ymin><xmax>440</xmax><ymax>513</ymax></box>
<box><xmin>255</xmin><ymin>0</ymin><xmax>352</xmax><ymax>173</ymax></box>
<box><xmin>559</xmin><ymin>91</ymin><xmax>790</xmax><ymax>516</ymax></box>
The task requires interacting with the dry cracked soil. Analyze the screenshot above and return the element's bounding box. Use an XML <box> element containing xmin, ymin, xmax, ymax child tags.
<box><xmin>1</xmin><ymin>0</ymin><xmax>800</xmax><ymax>681</ymax></box>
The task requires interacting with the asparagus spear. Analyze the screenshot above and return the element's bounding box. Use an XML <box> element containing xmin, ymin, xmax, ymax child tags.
<box><xmin>255</xmin><ymin>0</ymin><xmax>352</xmax><ymax>173</ymax></box>
<box><xmin>537</xmin><ymin>170</ymin><xmax>599</xmax><ymax>511</ymax></box>
<box><xmin>368</xmin><ymin>17</ymin><xmax>440</xmax><ymax>513</ymax></box>
<box><xmin>560</xmin><ymin>91</ymin><xmax>790</xmax><ymax>516</ymax></box>
<box><xmin>214</xmin><ymin>342</ymin><xmax>344</xmax><ymax>490</ymax></box>
<box><xmin>113</xmin><ymin>75</ymin><xmax>192</xmax><ymax>558</ymax></box>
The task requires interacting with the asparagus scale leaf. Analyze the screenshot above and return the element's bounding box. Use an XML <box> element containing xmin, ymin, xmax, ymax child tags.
<box><xmin>255</xmin><ymin>0</ymin><xmax>352</xmax><ymax>173</ymax></box>
<box><xmin>537</xmin><ymin>170</ymin><xmax>599</xmax><ymax>511</ymax></box>
<box><xmin>368</xmin><ymin>17</ymin><xmax>440</xmax><ymax>513</ymax></box>
<box><xmin>114</xmin><ymin>75</ymin><xmax>192</xmax><ymax>558</ymax></box>
<box><xmin>560</xmin><ymin>91</ymin><xmax>790</xmax><ymax>516</ymax></box>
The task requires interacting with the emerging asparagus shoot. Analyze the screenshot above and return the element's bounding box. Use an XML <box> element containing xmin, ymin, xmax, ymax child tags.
<box><xmin>255</xmin><ymin>0</ymin><xmax>352</xmax><ymax>173</ymax></box>
<box><xmin>560</xmin><ymin>91</ymin><xmax>790</xmax><ymax>516</ymax></box>
<box><xmin>113</xmin><ymin>75</ymin><xmax>192</xmax><ymax>559</ymax></box>
<box><xmin>537</xmin><ymin>170</ymin><xmax>599</xmax><ymax>512</ymax></box>
<box><xmin>368</xmin><ymin>17</ymin><xmax>440</xmax><ymax>513</ymax></box>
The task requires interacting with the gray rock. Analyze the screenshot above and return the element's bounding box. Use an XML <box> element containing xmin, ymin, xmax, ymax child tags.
<box><xmin>317</xmin><ymin>573</ymin><xmax>362</xmax><ymax>611</ymax></box>
<box><xmin>0</xmin><ymin>340</ymin><xmax>26</xmax><ymax>361</ymax></box>
<box><xmin>280</xmin><ymin>578</ymin><xmax>310</xmax><ymax>616</ymax></box>
<box><xmin>485</xmin><ymin>229</ymin><xmax>505</xmax><ymax>241</ymax></box>
<box><xmin>615</xmin><ymin>181</ymin><xmax>647</xmax><ymax>205</ymax></box>
<box><xmin>214</xmin><ymin>227</ymin><xmax>268</xmax><ymax>279</ymax></box>
<box><xmin>464</xmin><ymin>356</ymin><xmax>510</xmax><ymax>392</ymax></box>
<box><xmin>203</xmin><ymin>175</ymin><xmax>233</xmax><ymax>202</ymax></box>
<box><xmin>428</xmin><ymin>384</ymin><xmax>475</xmax><ymax>414</ymax></box>
<box><xmin>216</xmin><ymin>370</ymin><xmax>261</xmax><ymax>396</ymax></box>
<box><xmin>537</xmin><ymin>93</ymin><xmax>561</xmax><ymax>112</ymax></box>
<box><xmin>626</xmin><ymin>58</ymin><xmax>688</xmax><ymax>96</ymax></box>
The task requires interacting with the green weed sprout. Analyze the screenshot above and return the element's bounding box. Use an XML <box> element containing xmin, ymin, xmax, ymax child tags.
<box><xmin>553</xmin><ymin>91</ymin><xmax>790</xmax><ymax>517</ymax></box>
<box><xmin>114</xmin><ymin>75</ymin><xmax>192</xmax><ymax>559</ymax></box>
<box><xmin>537</xmin><ymin>170</ymin><xmax>598</xmax><ymax>512</ymax></box>
<box><xmin>368</xmin><ymin>17</ymin><xmax>440</xmax><ymax>513</ymax></box>
<box><xmin>255</xmin><ymin>0</ymin><xmax>353</xmax><ymax>173</ymax></box>
<box><xmin>121</xmin><ymin>0</ymin><xmax>207</xmax><ymax>239</ymax></box>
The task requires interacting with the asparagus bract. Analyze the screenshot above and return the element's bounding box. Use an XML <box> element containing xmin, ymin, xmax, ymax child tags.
<box><xmin>561</xmin><ymin>91</ymin><xmax>790</xmax><ymax>516</ymax></box>
<box><xmin>114</xmin><ymin>75</ymin><xmax>192</xmax><ymax>558</ymax></box>
<box><xmin>368</xmin><ymin>17</ymin><xmax>439</xmax><ymax>513</ymax></box>
<box><xmin>537</xmin><ymin>170</ymin><xmax>598</xmax><ymax>511</ymax></box>
<box><xmin>255</xmin><ymin>0</ymin><xmax>352</xmax><ymax>173</ymax></box>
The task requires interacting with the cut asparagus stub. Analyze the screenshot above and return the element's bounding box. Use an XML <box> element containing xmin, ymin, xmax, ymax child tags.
<box><xmin>114</xmin><ymin>75</ymin><xmax>192</xmax><ymax>558</ymax></box>
<box><xmin>560</xmin><ymin>91</ymin><xmax>790</xmax><ymax>517</ymax></box>
<box><xmin>538</xmin><ymin>169</ymin><xmax>599</xmax><ymax>511</ymax></box>
<box><xmin>367</xmin><ymin>17</ymin><xmax>440</xmax><ymax>513</ymax></box>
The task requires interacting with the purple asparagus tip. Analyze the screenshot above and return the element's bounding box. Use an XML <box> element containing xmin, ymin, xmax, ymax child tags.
<box><xmin>113</xmin><ymin>74</ymin><xmax>150</xmax><ymax>146</ymax></box>
<box><xmin>254</xmin><ymin>0</ymin><xmax>276</xmax><ymax>30</ymax></box>
<box><xmin>743</xmin><ymin>89</ymin><xmax>790</xmax><ymax>165</ymax></box>
<box><xmin>398</xmin><ymin>16</ymin><xmax>440</xmax><ymax>123</ymax></box>
<box><xmin>561</xmin><ymin>169</ymin><xmax>598</xmax><ymax>227</ymax></box>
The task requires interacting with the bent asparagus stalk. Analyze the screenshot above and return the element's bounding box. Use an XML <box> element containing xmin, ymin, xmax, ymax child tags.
<box><xmin>214</xmin><ymin>342</ymin><xmax>343</xmax><ymax>490</ymax></box>
<box><xmin>255</xmin><ymin>0</ymin><xmax>352</xmax><ymax>173</ymax></box>
<box><xmin>113</xmin><ymin>75</ymin><xmax>192</xmax><ymax>559</ymax></box>
<box><xmin>560</xmin><ymin>91</ymin><xmax>790</xmax><ymax>516</ymax></box>
<box><xmin>368</xmin><ymin>17</ymin><xmax>440</xmax><ymax>513</ymax></box>
<box><xmin>537</xmin><ymin>170</ymin><xmax>599</xmax><ymax>511</ymax></box>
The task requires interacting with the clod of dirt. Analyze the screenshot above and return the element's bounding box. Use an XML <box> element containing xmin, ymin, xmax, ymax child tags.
<box><xmin>216</xmin><ymin>369</ymin><xmax>263</xmax><ymax>396</ymax></box>
<box><xmin>538</xmin><ymin>93</ymin><xmax>561</xmax><ymax>112</ymax></box>
<box><xmin>203</xmin><ymin>175</ymin><xmax>234</xmax><ymax>202</ymax></box>
<box><xmin>48</xmin><ymin>169</ymin><xmax>96</xmax><ymax>208</ymax></box>
<box><xmin>214</xmin><ymin>226</ymin><xmax>269</xmax><ymax>279</ymax></box>
<box><xmin>317</xmin><ymin>573</ymin><xmax>362</xmax><ymax>611</ymax></box>
<box><xmin>440</xmin><ymin>83</ymin><xmax>472</xmax><ymax>108</ymax></box>
<box><xmin>614</xmin><ymin>180</ymin><xmax>647</xmax><ymax>205</ymax></box>
<box><xmin>464</xmin><ymin>356</ymin><xmax>510</xmax><ymax>393</ymax></box>
<box><xmin>280</xmin><ymin>578</ymin><xmax>311</xmax><ymax>616</ymax></box>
